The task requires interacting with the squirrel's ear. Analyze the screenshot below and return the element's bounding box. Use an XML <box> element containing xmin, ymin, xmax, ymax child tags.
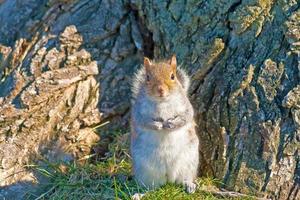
<box><xmin>144</xmin><ymin>57</ymin><xmax>151</xmax><ymax>71</ymax></box>
<box><xmin>170</xmin><ymin>54</ymin><xmax>177</xmax><ymax>71</ymax></box>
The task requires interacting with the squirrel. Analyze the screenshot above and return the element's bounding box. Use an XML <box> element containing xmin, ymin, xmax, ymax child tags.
<box><xmin>130</xmin><ymin>55</ymin><xmax>199</xmax><ymax>194</ymax></box>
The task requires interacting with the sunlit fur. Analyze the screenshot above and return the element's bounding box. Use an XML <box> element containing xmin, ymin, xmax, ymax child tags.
<box><xmin>131</xmin><ymin>59</ymin><xmax>189</xmax><ymax>103</ymax></box>
<box><xmin>130</xmin><ymin>57</ymin><xmax>199</xmax><ymax>192</ymax></box>
<box><xmin>145</xmin><ymin>61</ymin><xmax>179</xmax><ymax>98</ymax></box>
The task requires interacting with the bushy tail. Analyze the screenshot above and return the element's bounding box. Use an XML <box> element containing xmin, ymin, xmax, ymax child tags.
<box><xmin>176</xmin><ymin>66</ymin><xmax>190</xmax><ymax>93</ymax></box>
<box><xmin>131</xmin><ymin>66</ymin><xmax>146</xmax><ymax>104</ymax></box>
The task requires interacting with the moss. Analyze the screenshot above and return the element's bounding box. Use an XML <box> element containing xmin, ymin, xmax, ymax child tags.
<box><xmin>229</xmin><ymin>0</ymin><xmax>273</xmax><ymax>35</ymax></box>
<box><xmin>193</xmin><ymin>38</ymin><xmax>225</xmax><ymax>80</ymax></box>
<box><xmin>229</xmin><ymin>65</ymin><xmax>254</xmax><ymax>105</ymax></box>
<box><xmin>234</xmin><ymin>163</ymin><xmax>265</xmax><ymax>195</ymax></box>
<box><xmin>257</xmin><ymin>59</ymin><xmax>284</xmax><ymax>101</ymax></box>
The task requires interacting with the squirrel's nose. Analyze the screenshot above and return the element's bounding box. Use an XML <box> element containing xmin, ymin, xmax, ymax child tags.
<box><xmin>157</xmin><ymin>86</ymin><xmax>165</xmax><ymax>96</ymax></box>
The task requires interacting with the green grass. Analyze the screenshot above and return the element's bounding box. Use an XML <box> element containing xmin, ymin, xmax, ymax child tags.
<box><xmin>25</xmin><ymin>131</ymin><xmax>254</xmax><ymax>200</ymax></box>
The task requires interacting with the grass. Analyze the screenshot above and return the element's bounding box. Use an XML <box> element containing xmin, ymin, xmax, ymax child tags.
<box><xmin>25</xmin><ymin>131</ymin><xmax>254</xmax><ymax>200</ymax></box>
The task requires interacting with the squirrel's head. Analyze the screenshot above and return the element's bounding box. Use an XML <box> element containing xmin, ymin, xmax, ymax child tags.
<box><xmin>143</xmin><ymin>55</ymin><xmax>180</xmax><ymax>99</ymax></box>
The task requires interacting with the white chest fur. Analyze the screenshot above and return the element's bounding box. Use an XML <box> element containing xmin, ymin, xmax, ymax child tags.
<box><xmin>139</xmin><ymin>92</ymin><xmax>187</xmax><ymax>121</ymax></box>
<box><xmin>131</xmin><ymin>122</ymin><xmax>199</xmax><ymax>188</ymax></box>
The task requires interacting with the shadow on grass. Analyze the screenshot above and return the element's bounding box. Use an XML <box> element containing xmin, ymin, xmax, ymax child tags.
<box><xmin>22</xmin><ymin>131</ymin><xmax>253</xmax><ymax>200</ymax></box>
<box><xmin>24</xmin><ymin>130</ymin><xmax>145</xmax><ymax>200</ymax></box>
<box><xmin>0</xmin><ymin>128</ymin><xmax>255</xmax><ymax>200</ymax></box>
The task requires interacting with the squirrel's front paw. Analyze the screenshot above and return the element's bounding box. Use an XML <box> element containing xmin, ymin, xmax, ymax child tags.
<box><xmin>148</xmin><ymin>118</ymin><xmax>163</xmax><ymax>130</ymax></box>
<box><xmin>152</xmin><ymin>121</ymin><xmax>163</xmax><ymax>130</ymax></box>
<box><xmin>184</xmin><ymin>182</ymin><xmax>197</xmax><ymax>194</ymax></box>
<box><xmin>163</xmin><ymin>116</ymin><xmax>186</xmax><ymax>130</ymax></box>
<box><xmin>163</xmin><ymin>120</ymin><xmax>175</xmax><ymax>129</ymax></box>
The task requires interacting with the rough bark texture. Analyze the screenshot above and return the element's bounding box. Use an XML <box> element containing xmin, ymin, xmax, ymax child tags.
<box><xmin>0</xmin><ymin>0</ymin><xmax>299</xmax><ymax>199</ymax></box>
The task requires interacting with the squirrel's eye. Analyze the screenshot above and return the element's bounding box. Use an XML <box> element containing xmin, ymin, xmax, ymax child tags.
<box><xmin>146</xmin><ymin>75</ymin><xmax>150</xmax><ymax>81</ymax></box>
<box><xmin>171</xmin><ymin>73</ymin><xmax>175</xmax><ymax>80</ymax></box>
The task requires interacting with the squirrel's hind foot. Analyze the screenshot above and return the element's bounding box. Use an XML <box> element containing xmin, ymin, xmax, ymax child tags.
<box><xmin>131</xmin><ymin>193</ymin><xmax>145</xmax><ymax>200</ymax></box>
<box><xmin>184</xmin><ymin>182</ymin><xmax>197</xmax><ymax>194</ymax></box>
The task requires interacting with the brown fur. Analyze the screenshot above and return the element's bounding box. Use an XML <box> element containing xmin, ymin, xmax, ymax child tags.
<box><xmin>144</xmin><ymin>55</ymin><xmax>180</xmax><ymax>98</ymax></box>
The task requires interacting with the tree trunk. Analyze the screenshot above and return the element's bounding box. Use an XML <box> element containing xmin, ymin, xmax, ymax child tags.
<box><xmin>0</xmin><ymin>0</ymin><xmax>299</xmax><ymax>199</ymax></box>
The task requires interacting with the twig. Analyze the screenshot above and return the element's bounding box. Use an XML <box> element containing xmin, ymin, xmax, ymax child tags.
<box><xmin>200</xmin><ymin>187</ymin><xmax>271</xmax><ymax>200</ymax></box>
<box><xmin>92</xmin><ymin>121</ymin><xmax>110</xmax><ymax>130</ymax></box>
<box><xmin>34</xmin><ymin>185</ymin><xmax>56</xmax><ymax>200</ymax></box>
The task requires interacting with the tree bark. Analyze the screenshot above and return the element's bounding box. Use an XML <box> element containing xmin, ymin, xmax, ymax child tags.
<box><xmin>0</xmin><ymin>0</ymin><xmax>299</xmax><ymax>199</ymax></box>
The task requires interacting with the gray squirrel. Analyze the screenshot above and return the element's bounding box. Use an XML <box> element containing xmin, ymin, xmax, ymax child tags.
<box><xmin>130</xmin><ymin>55</ymin><xmax>199</xmax><ymax>194</ymax></box>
